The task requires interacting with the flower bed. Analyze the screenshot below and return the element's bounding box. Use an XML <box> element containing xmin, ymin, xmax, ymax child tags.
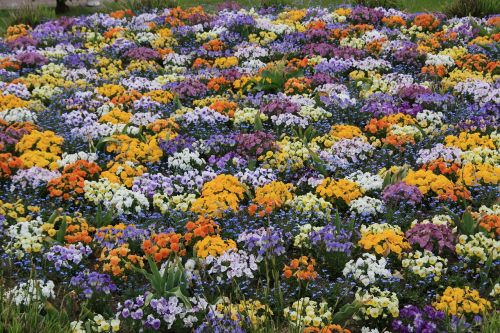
<box><xmin>0</xmin><ymin>5</ymin><xmax>499</xmax><ymax>333</ymax></box>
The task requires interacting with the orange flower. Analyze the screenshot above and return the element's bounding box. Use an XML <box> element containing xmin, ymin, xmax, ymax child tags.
<box><xmin>142</xmin><ymin>232</ymin><xmax>186</xmax><ymax>262</ymax></box>
<box><xmin>283</xmin><ymin>256</ymin><xmax>318</xmax><ymax>281</ymax></box>
<box><xmin>0</xmin><ymin>153</ymin><xmax>24</xmax><ymax>178</ymax></box>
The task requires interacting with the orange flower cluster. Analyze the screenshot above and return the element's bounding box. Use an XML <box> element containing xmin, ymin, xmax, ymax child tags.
<box><xmin>203</xmin><ymin>39</ymin><xmax>225</xmax><ymax>51</ymax></box>
<box><xmin>185</xmin><ymin>216</ymin><xmax>219</xmax><ymax>245</ymax></box>
<box><xmin>249</xmin><ymin>181</ymin><xmax>293</xmax><ymax>217</ymax></box>
<box><xmin>100</xmin><ymin>245</ymin><xmax>144</xmax><ymax>277</ymax></box>
<box><xmin>0</xmin><ymin>153</ymin><xmax>23</xmax><ymax>178</ymax></box>
<box><xmin>207</xmin><ymin>77</ymin><xmax>231</xmax><ymax>92</ymax></box>
<box><xmin>478</xmin><ymin>215</ymin><xmax>500</xmax><ymax>237</ymax></box>
<box><xmin>456</xmin><ymin>54</ymin><xmax>495</xmax><ymax>72</ymax></box>
<box><xmin>283</xmin><ymin>256</ymin><xmax>318</xmax><ymax>281</ymax></box>
<box><xmin>142</xmin><ymin>232</ymin><xmax>185</xmax><ymax>262</ymax></box>
<box><xmin>422</xmin><ymin>159</ymin><xmax>460</xmax><ymax>176</ymax></box>
<box><xmin>422</xmin><ymin>64</ymin><xmax>449</xmax><ymax>77</ymax></box>
<box><xmin>382</xmin><ymin>15</ymin><xmax>406</xmax><ymax>28</ymax></box>
<box><xmin>413</xmin><ymin>14</ymin><xmax>441</xmax><ymax>32</ymax></box>
<box><xmin>284</xmin><ymin>77</ymin><xmax>312</xmax><ymax>94</ymax></box>
<box><xmin>304</xmin><ymin>325</ymin><xmax>352</xmax><ymax>333</ymax></box>
<box><xmin>210</xmin><ymin>100</ymin><xmax>238</xmax><ymax>118</ymax></box>
<box><xmin>64</xmin><ymin>215</ymin><xmax>95</xmax><ymax>244</ymax></box>
<box><xmin>48</xmin><ymin>160</ymin><xmax>101</xmax><ymax>200</ymax></box>
<box><xmin>109</xmin><ymin>9</ymin><xmax>134</xmax><ymax>19</ymax></box>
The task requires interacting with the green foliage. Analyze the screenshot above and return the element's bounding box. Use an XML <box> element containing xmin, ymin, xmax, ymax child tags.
<box><xmin>444</xmin><ymin>0</ymin><xmax>500</xmax><ymax>18</ymax></box>
<box><xmin>4</xmin><ymin>3</ymin><xmax>56</xmax><ymax>28</ymax></box>
<box><xmin>104</xmin><ymin>0</ymin><xmax>180</xmax><ymax>12</ymax></box>
<box><xmin>331</xmin><ymin>302</ymin><xmax>361</xmax><ymax>325</ymax></box>
<box><xmin>481</xmin><ymin>310</ymin><xmax>500</xmax><ymax>333</ymax></box>
<box><xmin>352</xmin><ymin>0</ymin><xmax>401</xmax><ymax>8</ymax></box>
<box><xmin>247</xmin><ymin>60</ymin><xmax>304</xmax><ymax>93</ymax></box>
<box><xmin>132</xmin><ymin>256</ymin><xmax>192</xmax><ymax>307</ymax></box>
<box><xmin>0</xmin><ymin>287</ymin><xmax>72</xmax><ymax>333</ymax></box>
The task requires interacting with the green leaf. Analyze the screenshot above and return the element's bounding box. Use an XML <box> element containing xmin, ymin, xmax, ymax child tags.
<box><xmin>331</xmin><ymin>302</ymin><xmax>360</xmax><ymax>325</ymax></box>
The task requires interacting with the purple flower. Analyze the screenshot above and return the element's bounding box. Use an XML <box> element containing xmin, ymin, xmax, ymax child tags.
<box><xmin>405</xmin><ymin>223</ymin><xmax>456</xmax><ymax>255</ymax></box>
<box><xmin>382</xmin><ymin>182</ymin><xmax>424</xmax><ymax>205</ymax></box>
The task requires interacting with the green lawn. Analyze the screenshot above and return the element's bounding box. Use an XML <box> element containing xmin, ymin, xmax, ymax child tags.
<box><xmin>0</xmin><ymin>0</ymin><xmax>454</xmax><ymax>35</ymax></box>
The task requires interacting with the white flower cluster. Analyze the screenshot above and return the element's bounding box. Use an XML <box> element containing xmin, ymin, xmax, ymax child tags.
<box><xmin>355</xmin><ymin>287</ymin><xmax>399</xmax><ymax>319</ymax></box>
<box><xmin>298</xmin><ymin>105</ymin><xmax>331</xmax><ymax>122</ymax></box>
<box><xmin>343</xmin><ymin>253</ymin><xmax>392</xmax><ymax>287</ymax></box>
<box><xmin>293</xmin><ymin>223</ymin><xmax>321</xmax><ymax>249</ymax></box>
<box><xmin>235</xmin><ymin>167</ymin><xmax>277</xmax><ymax>188</ymax></box>
<box><xmin>271</xmin><ymin>113</ymin><xmax>309</xmax><ymax>129</ymax></box>
<box><xmin>456</xmin><ymin>232</ymin><xmax>499</xmax><ymax>264</ymax></box>
<box><xmin>283</xmin><ymin>297</ymin><xmax>332</xmax><ymax>329</ymax></box>
<box><xmin>83</xmin><ymin>179</ymin><xmax>149</xmax><ymax>215</ymax></box>
<box><xmin>6</xmin><ymin>279</ymin><xmax>55</xmax><ymax>306</ymax></box>
<box><xmin>346</xmin><ymin>171</ymin><xmax>383</xmax><ymax>192</ymax></box>
<box><xmin>70</xmin><ymin>315</ymin><xmax>120</xmax><ymax>333</ymax></box>
<box><xmin>402</xmin><ymin>250</ymin><xmax>447</xmax><ymax>281</ymax></box>
<box><xmin>167</xmin><ymin>148</ymin><xmax>205</xmax><ymax>172</ymax></box>
<box><xmin>349</xmin><ymin>197</ymin><xmax>385</xmax><ymax>216</ymax></box>
<box><xmin>179</xmin><ymin>107</ymin><xmax>230</xmax><ymax>126</ymax></box>
<box><xmin>425</xmin><ymin>53</ymin><xmax>455</xmax><ymax>67</ymax></box>
<box><xmin>0</xmin><ymin>107</ymin><xmax>37</xmax><ymax>123</ymax></box>
<box><xmin>153</xmin><ymin>193</ymin><xmax>196</xmax><ymax>213</ymax></box>
<box><xmin>204</xmin><ymin>249</ymin><xmax>260</xmax><ymax>281</ymax></box>
<box><xmin>360</xmin><ymin>223</ymin><xmax>402</xmax><ymax>236</ymax></box>
<box><xmin>57</xmin><ymin>151</ymin><xmax>99</xmax><ymax>168</ymax></box>
<box><xmin>10</xmin><ymin>167</ymin><xmax>61</xmax><ymax>191</ymax></box>
<box><xmin>234</xmin><ymin>107</ymin><xmax>268</xmax><ymax>125</ymax></box>
<box><xmin>416</xmin><ymin>109</ymin><xmax>444</xmax><ymax>134</ymax></box>
<box><xmin>234</xmin><ymin>43</ymin><xmax>268</xmax><ymax>59</ymax></box>
<box><xmin>4</xmin><ymin>217</ymin><xmax>45</xmax><ymax>259</ymax></box>
<box><xmin>454</xmin><ymin>79</ymin><xmax>500</xmax><ymax>106</ymax></box>
<box><xmin>287</xmin><ymin>193</ymin><xmax>332</xmax><ymax>218</ymax></box>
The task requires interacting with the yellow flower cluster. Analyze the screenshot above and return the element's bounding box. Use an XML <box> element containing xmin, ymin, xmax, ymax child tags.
<box><xmin>402</xmin><ymin>250</ymin><xmax>447</xmax><ymax>282</ymax></box>
<box><xmin>403</xmin><ymin>169</ymin><xmax>454</xmax><ymax>195</ymax></box>
<box><xmin>0</xmin><ymin>94</ymin><xmax>29</xmax><ymax>111</ymax></box>
<box><xmin>96</xmin><ymin>84</ymin><xmax>126</xmax><ymax>99</ymax></box>
<box><xmin>316</xmin><ymin>178</ymin><xmax>363</xmax><ymax>205</ymax></box>
<box><xmin>456</xmin><ymin>233</ymin><xmax>499</xmax><ymax>264</ymax></box>
<box><xmin>445</xmin><ymin>132</ymin><xmax>495</xmax><ymax>150</ymax></box>
<box><xmin>329</xmin><ymin>125</ymin><xmax>364</xmax><ymax>140</ymax></box>
<box><xmin>441</xmin><ymin>69</ymin><xmax>494</xmax><ymax>90</ymax></box>
<box><xmin>144</xmin><ymin>90</ymin><xmax>174</xmax><ymax>104</ymax></box>
<box><xmin>0</xmin><ymin>199</ymin><xmax>39</xmax><ymax>223</ymax></box>
<box><xmin>215</xmin><ymin>298</ymin><xmax>272</xmax><ymax>328</ymax></box>
<box><xmin>16</xmin><ymin>130</ymin><xmax>63</xmax><ymax>154</ymax></box>
<box><xmin>458</xmin><ymin>163</ymin><xmax>500</xmax><ymax>186</ymax></box>
<box><xmin>16</xmin><ymin>130</ymin><xmax>64</xmax><ymax>170</ymax></box>
<box><xmin>100</xmin><ymin>161</ymin><xmax>146</xmax><ymax>187</ymax></box>
<box><xmin>248</xmin><ymin>31</ymin><xmax>278</xmax><ymax>45</ymax></box>
<box><xmin>433</xmin><ymin>287</ymin><xmax>491</xmax><ymax>316</ymax></box>
<box><xmin>106</xmin><ymin>134</ymin><xmax>163</xmax><ymax>163</ymax></box>
<box><xmin>213</xmin><ymin>57</ymin><xmax>239</xmax><ymax>69</ymax></box>
<box><xmin>191</xmin><ymin>174</ymin><xmax>246</xmax><ymax>217</ymax></box>
<box><xmin>253</xmin><ymin>181</ymin><xmax>293</xmax><ymax>210</ymax></box>
<box><xmin>260</xmin><ymin>137</ymin><xmax>310</xmax><ymax>172</ymax></box>
<box><xmin>99</xmin><ymin>107</ymin><xmax>132</xmax><ymax>124</ymax></box>
<box><xmin>194</xmin><ymin>235</ymin><xmax>236</xmax><ymax>258</ymax></box>
<box><xmin>287</xmin><ymin>193</ymin><xmax>333</xmax><ymax>218</ymax></box>
<box><xmin>283</xmin><ymin>297</ymin><xmax>332</xmax><ymax>329</ymax></box>
<box><xmin>358</xmin><ymin>223</ymin><xmax>410</xmax><ymax>257</ymax></box>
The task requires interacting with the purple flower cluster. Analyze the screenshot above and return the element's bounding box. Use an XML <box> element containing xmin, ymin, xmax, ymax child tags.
<box><xmin>238</xmin><ymin>227</ymin><xmax>288</xmax><ymax>260</ymax></box>
<box><xmin>70</xmin><ymin>269</ymin><xmax>117</xmax><ymax>299</ymax></box>
<box><xmin>309</xmin><ymin>224</ymin><xmax>354</xmax><ymax>254</ymax></box>
<box><xmin>235</xmin><ymin>131</ymin><xmax>276</xmax><ymax>160</ymax></box>
<box><xmin>392</xmin><ymin>305</ymin><xmax>445</xmax><ymax>333</ymax></box>
<box><xmin>382</xmin><ymin>182</ymin><xmax>424</xmax><ymax>205</ymax></box>
<box><xmin>405</xmin><ymin>223</ymin><xmax>456</xmax><ymax>255</ymax></box>
<box><xmin>124</xmin><ymin>47</ymin><xmax>160</xmax><ymax>61</ymax></box>
<box><xmin>45</xmin><ymin>243</ymin><xmax>92</xmax><ymax>271</ymax></box>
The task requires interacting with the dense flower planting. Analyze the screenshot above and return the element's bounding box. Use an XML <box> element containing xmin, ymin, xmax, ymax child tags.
<box><xmin>0</xmin><ymin>4</ymin><xmax>499</xmax><ymax>333</ymax></box>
